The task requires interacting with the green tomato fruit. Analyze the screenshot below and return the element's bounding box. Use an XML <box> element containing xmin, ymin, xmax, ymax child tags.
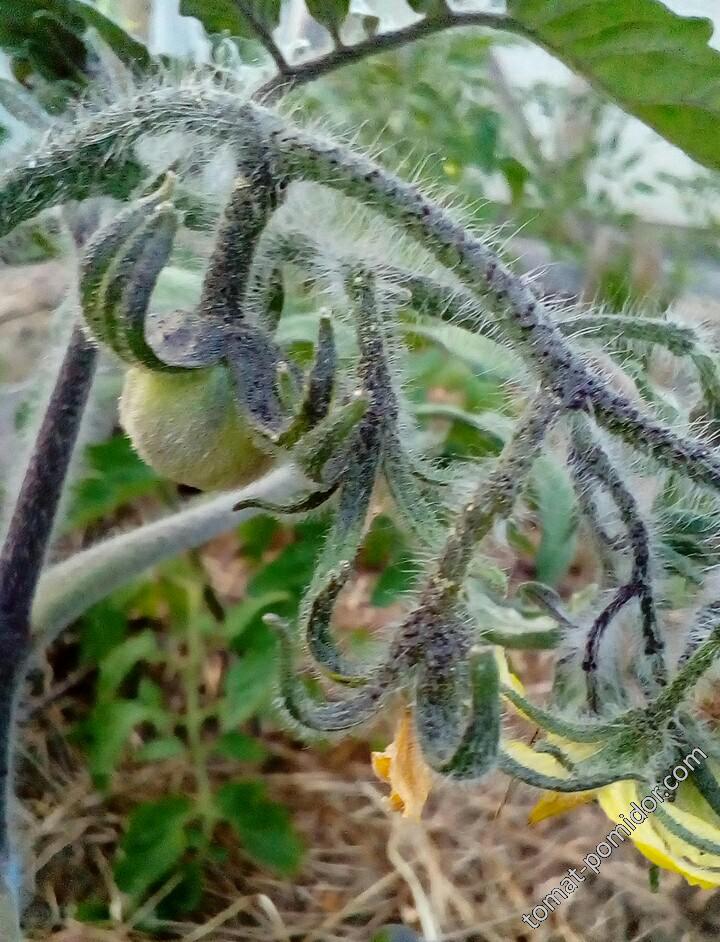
<box><xmin>120</xmin><ymin>365</ymin><xmax>274</xmax><ymax>490</ymax></box>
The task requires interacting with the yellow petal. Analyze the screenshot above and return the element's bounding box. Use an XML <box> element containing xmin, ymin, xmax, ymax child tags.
<box><xmin>371</xmin><ymin>752</ymin><xmax>392</xmax><ymax>784</ymax></box>
<box><xmin>597</xmin><ymin>781</ymin><xmax>720</xmax><ymax>888</ymax></box>
<box><xmin>501</xmin><ymin>739</ymin><xmax>575</xmax><ymax>783</ymax></box>
<box><xmin>494</xmin><ymin>647</ymin><xmax>524</xmax><ymax>695</ymax></box>
<box><xmin>529</xmin><ymin>789</ymin><xmax>596</xmax><ymax>825</ymax></box>
<box><xmin>371</xmin><ymin>707</ymin><xmax>433</xmax><ymax>820</ymax></box>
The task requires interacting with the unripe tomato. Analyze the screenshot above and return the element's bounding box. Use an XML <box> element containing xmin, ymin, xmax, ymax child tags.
<box><xmin>120</xmin><ymin>365</ymin><xmax>274</xmax><ymax>490</ymax></box>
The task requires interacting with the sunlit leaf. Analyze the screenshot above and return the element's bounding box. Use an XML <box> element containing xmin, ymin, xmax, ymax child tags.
<box><xmin>180</xmin><ymin>0</ymin><xmax>281</xmax><ymax>40</ymax></box>
<box><xmin>509</xmin><ymin>0</ymin><xmax>720</xmax><ymax>173</ymax></box>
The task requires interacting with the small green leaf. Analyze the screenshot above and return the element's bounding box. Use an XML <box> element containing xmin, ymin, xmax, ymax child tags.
<box><xmin>473</xmin><ymin>108</ymin><xmax>500</xmax><ymax>173</ymax></box>
<box><xmin>499</xmin><ymin>155</ymin><xmax>530</xmax><ymax>204</ymax></box>
<box><xmin>82</xmin><ymin>700</ymin><xmax>158</xmax><ymax>787</ymax></box>
<box><xmin>237</xmin><ymin>514</ymin><xmax>281</xmax><ymax>560</ymax></box>
<box><xmin>531</xmin><ymin>457</ymin><xmax>578</xmax><ymax>587</ymax></box>
<box><xmin>221</xmin><ymin>643</ymin><xmax>277</xmax><ymax>729</ymax></box>
<box><xmin>0</xmin><ymin>0</ymin><xmax>151</xmax><ymax>90</ymax></box>
<box><xmin>305</xmin><ymin>1</ymin><xmax>347</xmax><ymax>34</ymax></box>
<box><xmin>221</xmin><ymin>592</ymin><xmax>291</xmax><ymax>643</ymax></box>
<box><xmin>79</xmin><ymin>600</ymin><xmax>127</xmax><ymax>664</ymax></box>
<box><xmin>114</xmin><ymin>796</ymin><xmax>192</xmax><ymax>900</ymax></box>
<box><xmin>97</xmin><ymin>630</ymin><xmax>160</xmax><ymax>703</ymax></box>
<box><xmin>216</xmin><ymin>781</ymin><xmax>303</xmax><ymax>875</ymax></box>
<box><xmin>247</xmin><ymin>518</ymin><xmax>329</xmax><ymax>598</ymax></box>
<box><xmin>409</xmin><ymin>323</ymin><xmax>525</xmax><ymax>385</ymax></box>
<box><xmin>180</xmin><ymin>0</ymin><xmax>281</xmax><ymax>40</ymax></box>
<box><xmin>135</xmin><ymin>736</ymin><xmax>186</xmax><ymax>763</ymax></box>
<box><xmin>157</xmin><ymin>861</ymin><xmax>203</xmax><ymax>918</ymax></box>
<box><xmin>68</xmin><ymin>1</ymin><xmax>152</xmax><ymax>69</ymax></box>
<box><xmin>67</xmin><ymin>434</ymin><xmax>162</xmax><ymax>530</ymax></box>
<box><xmin>415</xmin><ymin>403</ymin><xmax>511</xmax><ymax>454</ymax></box>
<box><xmin>467</xmin><ymin>585</ymin><xmax>561</xmax><ymax>650</ymax></box>
<box><xmin>407</xmin><ymin>0</ymin><xmax>447</xmax><ymax>16</ymax></box>
<box><xmin>214</xmin><ymin>731</ymin><xmax>267</xmax><ymax>762</ymax></box>
<box><xmin>137</xmin><ymin>677</ymin><xmax>167</xmax><ymax>713</ymax></box>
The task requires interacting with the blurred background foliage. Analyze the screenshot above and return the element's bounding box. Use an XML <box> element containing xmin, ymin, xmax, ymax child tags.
<box><xmin>3</xmin><ymin>1</ymin><xmax>720</xmax><ymax>938</ymax></box>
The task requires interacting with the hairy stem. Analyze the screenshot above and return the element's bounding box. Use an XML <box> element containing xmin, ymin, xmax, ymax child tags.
<box><xmin>264</xmin><ymin>112</ymin><xmax>720</xmax><ymax>490</ymax></box>
<box><xmin>559</xmin><ymin>313</ymin><xmax>720</xmax><ymax>417</ymax></box>
<box><xmin>393</xmin><ymin>394</ymin><xmax>559</xmax><ymax>670</ymax></box>
<box><xmin>32</xmin><ymin>465</ymin><xmax>300</xmax><ymax>644</ymax></box>
<box><xmin>652</xmin><ymin>624</ymin><xmax>720</xmax><ymax>723</ymax></box>
<box><xmin>0</xmin><ymin>326</ymin><xmax>97</xmax><ymax>921</ymax></box>
<box><xmin>569</xmin><ymin>418</ymin><xmax>665</xmax><ymax>709</ymax></box>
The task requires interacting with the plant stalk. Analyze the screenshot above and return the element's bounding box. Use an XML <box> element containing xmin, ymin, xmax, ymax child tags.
<box><xmin>0</xmin><ymin>326</ymin><xmax>97</xmax><ymax>933</ymax></box>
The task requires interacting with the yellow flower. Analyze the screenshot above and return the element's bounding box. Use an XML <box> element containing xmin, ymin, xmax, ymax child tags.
<box><xmin>370</xmin><ymin>649</ymin><xmax>720</xmax><ymax>889</ymax></box>
<box><xmin>488</xmin><ymin>648</ymin><xmax>720</xmax><ymax>887</ymax></box>
<box><xmin>596</xmin><ymin>776</ymin><xmax>720</xmax><ymax>888</ymax></box>
<box><xmin>372</xmin><ymin>707</ymin><xmax>433</xmax><ymax>820</ymax></box>
<box><xmin>500</xmin><ymin>644</ymin><xmax>720</xmax><ymax>889</ymax></box>
<box><xmin>526</xmin><ymin>752</ymin><xmax>720</xmax><ymax>888</ymax></box>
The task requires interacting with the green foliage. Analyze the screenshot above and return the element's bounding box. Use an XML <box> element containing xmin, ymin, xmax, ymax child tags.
<box><xmin>114</xmin><ymin>796</ymin><xmax>193</xmax><ymax>901</ymax></box>
<box><xmin>509</xmin><ymin>0</ymin><xmax>720</xmax><ymax>173</ymax></box>
<box><xmin>66</xmin><ymin>434</ymin><xmax>163</xmax><ymax>530</ymax></box>
<box><xmin>304</xmin><ymin>0</ymin><xmax>347</xmax><ymax>35</ymax></box>
<box><xmin>0</xmin><ymin>0</ymin><xmax>150</xmax><ymax>92</ymax></box>
<box><xmin>299</xmin><ymin>30</ymin><xmax>504</xmax><ymax>195</ymax></box>
<box><xmin>73</xmin><ymin>561</ymin><xmax>304</xmax><ymax>918</ymax></box>
<box><xmin>179</xmin><ymin>0</ymin><xmax>281</xmax><ymax>41</ymax></box>
<box><xmin>216</xmin><ymin>781</ymin><xmax>303</xmax><ymax>874</ymax></box>
<box><xmin>530</xmin><ymin>456</ymin><xmax>578</xmax><ymax>587</ymax></box>
<box><xmin>6</xmin><ymin>0</ymin><xmax>720</xmax><ymax>932</ymax></box>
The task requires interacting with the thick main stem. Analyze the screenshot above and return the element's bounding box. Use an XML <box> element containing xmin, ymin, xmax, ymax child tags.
<box><xmin>0</xmin><ymin>326</ymin><xmax>97</xmax><ymax>925</ymax></box>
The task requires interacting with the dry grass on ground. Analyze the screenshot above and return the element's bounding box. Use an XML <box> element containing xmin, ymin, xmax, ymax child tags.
<box><xmin>18</xmin><ymin>681</ymin><xmax>720</xmax><ymax>942</ymax></box>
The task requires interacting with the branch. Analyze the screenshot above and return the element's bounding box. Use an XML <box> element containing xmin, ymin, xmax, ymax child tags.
<box><xmin>265</xmin><ymin>112</ymin><xmax>720</xmax><ymax>492</ymax></box>
<box><xmin>234</xmin><ymin>1</ymin><xmax>292</xmax><ymax>76</ymax></box>
<box><xmin>569</xmin><ymin>418</ymin><xmax>665</xmax><ymax>709</ymax></box>
<box><xmin>559</xmin><ymin>313</ymin><xmax>720</xmax><ymax>418</ymax></box>
<box><xmin>258</xmin><ymin>11</ymin><xmax>529</xmax><ymax>99</ymax></box>
<box><xmin>417</xmin><ymin>394</ymin><xmax>560</xmax><ymax>608</ymax></box>
<box><xmin>31</xmin><ymin>465</ymin><xmax>300</xmax><ymax>645</ymax></box>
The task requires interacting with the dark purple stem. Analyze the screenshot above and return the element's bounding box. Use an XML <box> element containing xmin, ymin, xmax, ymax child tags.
<box><xmin>0</xmin><ymin>326</ymin><xmax>97</xmax><ymax>865</ymax></box>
